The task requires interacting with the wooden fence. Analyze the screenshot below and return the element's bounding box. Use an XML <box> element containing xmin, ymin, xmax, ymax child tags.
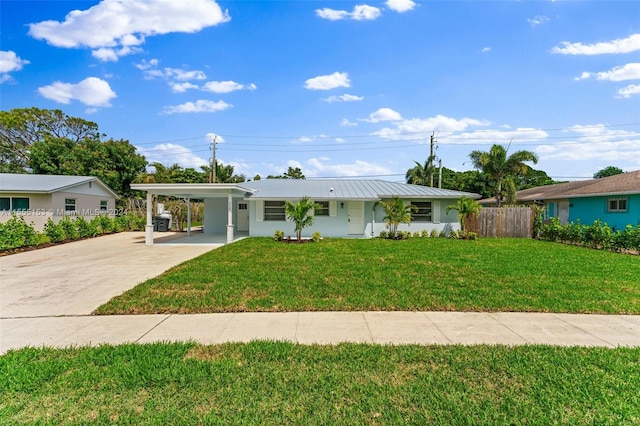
<box><xmin>466</xmin><ymin>207</ymin><xmax>535</xmax><ymax>238</ymax></box>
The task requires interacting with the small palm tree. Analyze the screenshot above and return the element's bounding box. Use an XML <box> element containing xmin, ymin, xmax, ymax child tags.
<box><xmin>446</xmin><ymin>196</ymin><xmax>482</xmax><ymax>231</ymax></box>
<box><xmin>285</xmin><ymin>196</ymin><xmax>320</xmax><ymax>242</ymax></box>
<box><xmin>380</xmin><ymin>197</ymin><xmax>417</xmax><ymax>237</ymax></box>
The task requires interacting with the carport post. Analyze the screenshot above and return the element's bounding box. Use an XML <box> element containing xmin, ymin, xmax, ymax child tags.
<box><xmin>186</xmin><ymin>197</ymin><xmax>191</xmax><ymax>238</ymax></box>
<box><xmin>226</xmin><ymin>192</ymin><xmax>234</xmax><ymax>244</ymax></box>
<box><xmin>145</xmin><ymin>192</ymin><xmax>153</xmax><ymax>245</ymax></box>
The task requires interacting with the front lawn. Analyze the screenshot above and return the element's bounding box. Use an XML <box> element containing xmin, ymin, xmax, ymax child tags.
<box><xmin>2</xmin><ymin>342</ymin><xmax>638</xmax><ymax>424</ymax></box>
<box><xmin>96</xmin><ymin>238</ymin><xmax>640</xmax><ymax>315</ymax></box>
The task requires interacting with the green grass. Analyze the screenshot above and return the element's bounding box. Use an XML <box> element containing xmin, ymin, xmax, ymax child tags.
<box><xmin>96</xmin><ymin>238</ymin><xmax>640</xmax><ymax>315</ymax></box>
<box><xmin>1</xmin><ymin>342</ymin><xmax>638</xmax><ymax>425</ymax></box>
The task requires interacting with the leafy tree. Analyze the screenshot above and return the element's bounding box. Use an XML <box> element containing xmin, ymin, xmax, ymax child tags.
<box><xmin>441</xmin><ymin>168</ymin><xmax>492</xmax><ymax>199</ymax></box>
<box><xmin>379</xmin><ymin>197</ymin><xmax>417</xmax><ymax>237</ymax></box>
<box><xmin>253</xmin><ymin>174</ymin><xmax>262</xmax><ymax>181</ymax></box>
<box><xmin>267</xmin><ymin>166</ymin><xmax>305</xmax><ymax>179</ymax></box>
<box><xmin>0</xmin><ymin>107</ymin><xmax>100</xmax><ymax>172</ymax></box>
<box><xmin>284</xmin><ymin>196</ymin><xmax>320</xmax><ymax>241</ymax></box>
<box><xmin>469</xmin><ymin>144</ymin><xmax>538</xmax><ymax>206</ymax></box>
<box><xmin>446</xmin><ymin>196</ymin><xmax>482</xmax><ymax>231</ymax></box>
<box><xmin>200</xmin><ymin>161</ymin><xmax>246</xmax><ymax>183</ymax></box>
<box><xmin>29</xmin><ymin>137</ymin><xmax>147</xmax><ymax>198</ymax></box>
<box><xmin>593</xmin><ymin>166</ymin><xmax>624</xmax><ymax>179</ymax></box>
<box><xmin>405</xmin><ymin>159</ymin><xmax>435</xmax><ymax>186</ymax></box>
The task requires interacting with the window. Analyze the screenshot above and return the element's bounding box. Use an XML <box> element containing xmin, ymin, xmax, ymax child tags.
<box><xmin>100</xmin><ymin>200</ymin><xmax>108</xmax><ymax>212</ymax></box>
<box><xmin>11</xmin><ymin>197</ymin><xmax>29</xmax><ymax>211</ymax></box>
<box><xmin>65</xmin><ymin>198</ymin><xmax>77</xmax><ymax>213</ymax></box>
<box><xmin>0</xmin><ymin>197</ymin><xmax>9</xmax><ymax>211</ymax></box>
<box><xmin>315</xmin><ymin>201</ymin><xmax>329</xmax><ymax>216</ymax></box>
<box><xmin>608</xmin><ymin>197</ymin><xmax>627</xmax><ymax>213</ymax></box>
<box><xmin>264</xmin><ymin>200</ymin><xmax>285</xmax><ymax>221</ymax></box>
<box><xmin>238</xmin><ymin>203</ymin><xmax>248</xmax><ymax>210</ymax></box>
<box><xmin>412</xmin><ymin>201</ymin><xmax>432</xmax><ymax>222</ymax></box>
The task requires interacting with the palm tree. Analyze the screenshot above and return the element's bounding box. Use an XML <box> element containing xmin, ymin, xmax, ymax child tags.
<box><xmin>379</xmin><ymin>197</ymin><xmax>417</xmax><ymax>237</ymax></box>
<box><xmin>469</xmin><ymin>144</ymin><xmax>538</xmax><ymax>206</ymax></box>
<box><xmin>284</xmin><ymin>196</ymin><xmax>320</xmax><ymax>241</ymax></box>
<box><xmin>446</xmin><ymin>196</ymin><xmax>482</xmax><ymax>231</ymax></box>
<box><xmin>405</xmin><ymin>156</ymin><xmax>436</xmax><ymax>186</ymax></box>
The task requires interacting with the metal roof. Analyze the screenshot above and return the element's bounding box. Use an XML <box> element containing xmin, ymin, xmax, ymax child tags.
<box><xmin>242</xmin><ymin>179</ymin><xmax>480</xmax><ymax>200</ymax></box>
<box><xmin>0</xmin><ymin>173</ymin><xmax>119</xmax><ymax>198</ymax></box>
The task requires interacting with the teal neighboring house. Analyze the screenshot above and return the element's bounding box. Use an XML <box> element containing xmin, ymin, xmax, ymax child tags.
<box><xmin>483</xmin><ymin>170</ymin><xmax>640</xmax><ymax>230</ymax></box>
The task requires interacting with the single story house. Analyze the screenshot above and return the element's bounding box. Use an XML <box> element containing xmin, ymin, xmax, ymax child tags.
<box><xmin>479</xmin><ymin>170</ymin><xmax>640</xmax><ymax>230</ymax></box>
<box><xmin>0</xmin><ymin>173</ymin><xmax>119</xmax><ymax>231</ymax></box>
<box><xmin>131</xmin><ymin>179</ymin><xmax>480</xmax><ymax>245</ymax></box>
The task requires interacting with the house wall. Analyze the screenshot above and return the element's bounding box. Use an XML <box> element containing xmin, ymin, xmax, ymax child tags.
<box><xmin>568</xmin><ymin>194</ymin><xmax>640</xmax><ymax>230</ymax></box>
<box><xmin>0</xmin><ymin>189</ymin><xmax>116</xmax><ymax>231</ymax></box>
<box><xmin>247</xmin><ymin>198</ymin><xmax>462</xmax><ymax>238</ymax></box>
<box><xmin>203</xmin><ymin>197</ymin><xmax>238</xmax><ymax>234</ymax></box>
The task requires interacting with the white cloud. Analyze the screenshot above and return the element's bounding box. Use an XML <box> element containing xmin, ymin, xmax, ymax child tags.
<box><xmin>552</xmin><ymin>33</ymin><xmax>640</xmax><ymax>55</ymax></box>
<box><xmin>202</xmin><ymin>80</ymin><xmax>257</xmax><ymax>93</ymax></box>
<box><xmin>372</xmin><ymin>114</ymin><xmax>491</xmax><ymax>140</ymax></box>
<box><xmin>0</xmin><ymin>50</ymin><xmax>30</xmax><ymax>83</ymax></box>
<box><xmin>386</xmin><ymin>0</ymin><xmax>416</xmax><ymax>13</ymax></box>
<box><xmin>292</xmin><ymin>135</ymin><xmax>329</xmax><ymax>144</ymax></box>
<box><xmin>617</xmin><ymin>84</ymin><xmax>640</xmax><ymax>98</ymax></box>
<box><xmin>575</xmin><ymin>63</ymin><xmax>640</xmax><ymax>82</ymax></box>
<box><xmin>341</xmin><ymin>118</ymin><xmax>358</xmax><ymax>127</ymax></box>
<box><xmin>170</xmin><ymin>82</ymin><xmax>199</xmax><ymax>93</ymax></box>
<box><xmin>316</xmin><ymin>5</ymin><xmax>381</xmax><ymax>21</ymax></box>
<box><xmin>38</xmin><ymin>77</ymin><xmax>116</xmax><ymax>107</ymax></box>
<box><xmin>28</xmin><ymin>0</ymin><xmax>230</xmax><ymax>61</ymax></box>
<box><xmin>527</xmin><ymin>15</ymin><xmax>549</xmax><ymax>26</ymax></box>
<box><xmin>137</xmin><ymin>143</ymin><xmax>208</xmax><ymax>169</ymax></box>
<box><xmin>481</xmin><ymin>47</ymin><xmax>491</xmax><ymax>53</ymax></box>
<box><xmin>135</xmin><ymin>58</ymin><xmax>159</xmax><ymax>70</ymax></box>
<box><xmin>205</xmin><ymin>133</ymin><xmax>225</xmax><ymax>143</ymax></box>
<box><xmin>323</xmin><ymin>94</ymin><xmax>364</xmax><ymax>103</ymax></box>
<box><xmin>305</xmin><ymin>158</ymin><xmax>391</xmax><ymax>177</ymax></box>
<box><xmin>304</xmin><ymin>72</ymin><xmax>350</xmax><ymax>90</ymax></box>
<box><xmin>362</xmin><ymin>107</ymin><xmax>403</xmax><ymax>123</ymax></box>
<box><xmin>162</xmin><ymin>99</ymin><xmax>232</xmax><ymax>114</ymax></box>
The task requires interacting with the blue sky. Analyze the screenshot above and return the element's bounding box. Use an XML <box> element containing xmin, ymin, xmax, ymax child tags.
<box><xmin>1</xmin><ymin>0</ymin><xmax>639</xmax><ymax>181</ymax></box>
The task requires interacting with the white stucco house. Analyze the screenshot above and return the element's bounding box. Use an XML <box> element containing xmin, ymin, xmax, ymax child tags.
<box><xmin>132</xmin><ymin>179</ymin><xmax>480</xmax><ymax>245</ymax></box>
<box><xmin>0</xmin><ymin>173</ymin><xmax>119</xmax><ymax>231</ymax></box>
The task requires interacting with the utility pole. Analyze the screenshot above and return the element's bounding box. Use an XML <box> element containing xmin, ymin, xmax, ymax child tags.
<box><xmin>438</xmin><ymin>158</ymin><xmax>443</xmax><ymax>188</ymax></box>
<box><xmin>209</xmin><ymin>134</ymin><xmax>217</xmax><ymax>183</ymax></box>
<box><xmin>429</xmin><ymin>132</ymin><xmax>435</xmax><ymax>187</ymax></box>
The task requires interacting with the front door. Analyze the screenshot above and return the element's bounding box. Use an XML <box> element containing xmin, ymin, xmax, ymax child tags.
<box><xmin>558</xmin><ymin>200</ymin><xmax>569</xmax><ymax>225</ymax></box>
<box><xmin>237</xmin><ymin>201</ymin><xmax>249</xmax><ymax>231</ymax></box>
<box><xmin>347</xmin><ymin>201</ymin><xmax>365</xmax><ymax>235</ymax></box>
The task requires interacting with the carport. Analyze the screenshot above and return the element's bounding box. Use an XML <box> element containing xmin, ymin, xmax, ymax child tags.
<box><xmin>130</xmin><ymin>183</ymin><xmax>255</xmax><ymax>245</ymax></box>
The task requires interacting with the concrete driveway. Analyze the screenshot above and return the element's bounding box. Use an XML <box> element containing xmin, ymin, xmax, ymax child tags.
<box><xmin>0</xmin><ymin>232</ymin><xmax>216</xmax><ymax>318</ymax></box>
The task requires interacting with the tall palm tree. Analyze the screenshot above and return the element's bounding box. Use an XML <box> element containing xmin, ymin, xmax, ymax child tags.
<box><xmin>469</xmin><ymin>144</ymin><xmax>538</xmax><ymax>207</ymax></box>
<box><xmin>446</xmin><ymin>196</ymin><xmax>482</xmax><ymax>231</ymax></box>
<box><xmin>379</xmin><ymin>197</ymin><xmax>417</xmax><ymax>237</ymax></box>
<box><xmin>405</xmin><ymin>156</ymin><xmax>436</xmax><ymax>186</ymax></box>
<box><xmin>284</xmin><ymin>196</ymin><xmax>320</xmax><ymax>241</ymax></box>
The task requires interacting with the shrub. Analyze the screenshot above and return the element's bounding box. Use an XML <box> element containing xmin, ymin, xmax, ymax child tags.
<box><xmin>75</xmin><ymin>216</ymin><xmax>98</xmax><ymax>239</ymax></box>
<box><xmin>430</xmin><ymin>229</ymin><xmax>438</xmax><ymax>238</ymax></box>
<box><xmin>438</xmin><ymin>230</ymin><xmax>446</xmax><ymax>238</ymax></box>
<box><xmin>399</xmin><ymin>231</ymin><xmax>410</xmax><ymax>240</ymax></box>
<box><xmin>59</xmin><ymin>216</ymin><xmax>79</xmax><ymax>241</ymax></box>
<box><xmin>311</xmin><ymin>231</ymin><xmax>322</xmax><ymax>242</ymax></box>
<box><xmin>378</xmin><ymin>230</ymin><xmax>388</xmax><ymax>239</ymax></box>
<box><xmin>449</xmin><ymin>230</ymin><xmax>459</xmax><ymax>239</ymax></box>
<box><xmin>273</xmin><ymin>230</ymin><xmax>284</xmax><ymax>241</ymax></box>
<box><xmin>421</xmin><ymin>229</ymin><xmax>429</xmax><ymax>238</ymax></box>
<box><xmin>94</xmin><ymin>215</ymin><xmax>115</xmax><ymax>234</ymax></box>
<box><xmin>0</xmin><ymin>215</ymin><xmax>39</xmax><ymax>250</ymax></box>
<box><xmin>44</xmin><ymin>218</ymin><xmax>65</xmax><ymax>243</ymax></box>
<box><xmin>584</xmin><ymin>219</ymin><xmax>612</xmax><ymax>250</ymax></box>
<box><xmin>413</xmin><ymin>231</ymin><xmax>421</xmax><ymax>238</ymax></box>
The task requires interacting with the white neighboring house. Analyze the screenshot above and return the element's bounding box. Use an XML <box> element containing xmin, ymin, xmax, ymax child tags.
<box><xmin>132</xmin><ymin>179</ymin><xmax>480</xmax><ymax>245</ymax></box>
<box><xmin>0</xmin><ymin>173</ymin><xmax>119</xmax><ymax>231</ymax></box>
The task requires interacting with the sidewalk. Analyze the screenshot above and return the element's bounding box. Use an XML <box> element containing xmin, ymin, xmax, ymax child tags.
<box><xmin>2</xmin><ymin>311</ymin><xmax>639</xmax><ymax>354</ymax></box>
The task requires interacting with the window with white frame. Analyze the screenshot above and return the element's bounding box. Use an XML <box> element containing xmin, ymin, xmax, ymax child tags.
<box><xmin>412</xmin><ymin>201</ymin><xmax>432</xmax><ymax>222</ymax></box>
<box><xmin>65</xmin><ymin>198</ymin><xmax>77</xmax><ymax>213</ymax></box>
<box><xmin>608</xmin><ymin>197</ymin><xmax>627</xmax><ymax>213</ymax></box>
<box><xmin>264</xmin><ymin>200</ymin><xmax>286</xmax><ymax>221</ymax></box>
<box><xmin>100</xmin><ymin>200</ymin><xmax>108</xmax><ymax>212</ymax></box>
<box><xmin>314</xmin><ymin>200</ymin><xmax>329</xmax><ymax>216</ymax></box>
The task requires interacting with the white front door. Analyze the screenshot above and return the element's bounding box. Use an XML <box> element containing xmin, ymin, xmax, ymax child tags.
<box><xmin>558</xmin><ymin>200</ymin><xmax>569</xmax><ymax>225</ymax></box>
<box><xmin>347</xmin><ymin>201</ymin><xmax>365</xmax><ymax>235</ymax></box>
<box><xmin>237</xmin><ymin>201</ymin><xmax>249</xmax><ymax>231</ymax></box>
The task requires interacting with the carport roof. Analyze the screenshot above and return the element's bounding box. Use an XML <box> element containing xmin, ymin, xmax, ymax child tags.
<box><xmin>132</xmin><ymin>179</ymin><xmax>479</xmax><ymax>200</ymax></box>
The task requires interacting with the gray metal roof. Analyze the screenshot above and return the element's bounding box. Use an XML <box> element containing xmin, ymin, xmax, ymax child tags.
<box><xmin>0</xmin><ymin>173</ymin><xmax>119</xmax><ymax>198</ymax></box>
<box><xmin>243</xmin><ymin>179</ymin><xmax>480</xmax><ymax>200</ymax></box>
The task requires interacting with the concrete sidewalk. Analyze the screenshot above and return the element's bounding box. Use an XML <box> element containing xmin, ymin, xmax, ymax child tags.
<box><xmin>2</xmin><ymin>311</ymin><xmax>639</xmax><ymax>354</ymax></box>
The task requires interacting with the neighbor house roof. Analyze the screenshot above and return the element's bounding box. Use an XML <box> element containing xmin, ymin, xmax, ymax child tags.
<box><xmin>242</xmin><ymin>179</ymin><xmax>480</xmax><ymax>201</ymax></box>
<box><xmin>0</xmin><ymin>173</ymin><xmax>119</xmax><ymax>198</ymax></box>
<box><xmin>480</xmin><ymin>170</ymin><xmax>640</xmax><ymax>204</ymax></box>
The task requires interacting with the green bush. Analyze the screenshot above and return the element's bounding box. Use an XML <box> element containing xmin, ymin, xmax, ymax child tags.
<box><xmin>421</xmin><ymin>229</ymin><xmax>429</xmax><ymax>238</ymax></box>
<box><xmin>430</xmin><ymin>229</ymin><xmax>438</xmax><ymax>238</ymax></box>
<box><xmin>540</xmin><ymin>219</ymin><xmax>638</xmax><ymax>254</ymax></box>
<box><xmin>94</xmin><ymin>215</ymin><xmax>115</xmax><ymax>234</ymax></box>
<box><xmin>413</xmin><ymin>231</ymin><xmax>421</xmax><ymax>238</ymax></box>
<box><xmin>59</xmin><ymin>216</ymin><xmax>79</xmax><ymax>241</ymax></box>
<box><xmin>378</xmin><ymin>230</ymin><xmax>388</xmax><ymax>239</ymax></box>
<box><xmin>273</xmin><ymin>230</ymin><xmax>284</xmax><ymax>241</ymax></box>
<box><xmin>44</xmin><ymin>218</ymin><xmax>66</xmax><ymax>243</ymax></box>
<box><xmin>0</xmin><ymin>215</ymin><xmax>39</xmax><ymax>250</ymax></box>
<box><xmin>75</xmin><ymin>216</ymin><xmax>98</xmax><ymax>238</ymax></box>
<box><xmin>311</xmin><ymin>231</ymin><xmax>322</xmax><ymax>242</ymax></box>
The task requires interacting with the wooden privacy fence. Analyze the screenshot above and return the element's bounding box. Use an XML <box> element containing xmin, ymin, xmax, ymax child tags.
<box><xmin>465</xmin><ymin>207</ymin><xmax>535</xmax><ymax>238</ymax></box>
